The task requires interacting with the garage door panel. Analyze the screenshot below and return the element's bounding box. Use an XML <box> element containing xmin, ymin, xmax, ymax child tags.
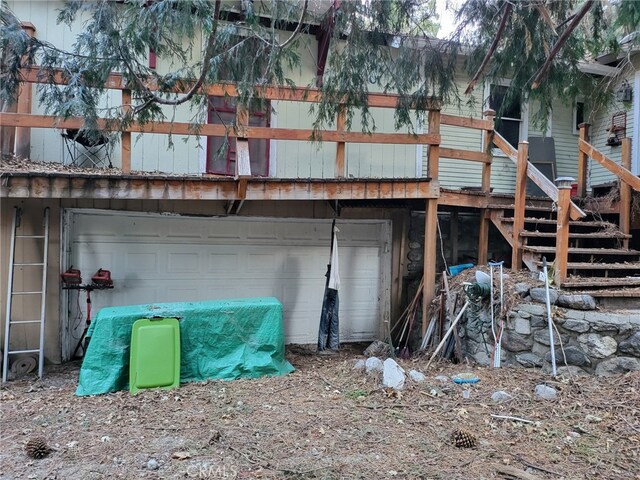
<box><xmin>67</xmin><ymin>212</ymin><xmax>389</xmax><ymax>350</ymax></box>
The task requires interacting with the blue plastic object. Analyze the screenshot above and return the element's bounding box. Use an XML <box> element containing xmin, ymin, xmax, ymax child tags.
<box><xmin>452</xmin><ymin>372</ymin><xmax>481</xmax><ymax>384</ymax></box>
<box><xmin>449</xmin><ymin>263</ymin><xmax>475</xmax><ymax>276</ymax></box>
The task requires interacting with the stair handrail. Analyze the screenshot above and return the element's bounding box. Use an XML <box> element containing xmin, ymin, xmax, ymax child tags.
<box><xmin>493</xmin><ymin>132</ymin><xmax>587</xmax><ymax>220</ymax></box>
<box><xmin>578</xmin><ymin>138</ymin><xmax>639</xmax><ymax>192</ymax></box>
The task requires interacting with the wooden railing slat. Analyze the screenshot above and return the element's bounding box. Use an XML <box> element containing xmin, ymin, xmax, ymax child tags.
<box><xmin>579</xmin><ymin>138</ymin><xmax>640</xmax><ymax>192</ymax></box>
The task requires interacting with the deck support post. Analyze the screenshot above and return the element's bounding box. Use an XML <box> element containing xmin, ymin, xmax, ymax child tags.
<box><xmin>335</xmin><ymin>105</ymin><xmax>346</xmax><ymax>177</ymax></box>
<box><xmin>14</xmin><ymin>23</ymin><xmax>36</xmax><ymax>159</ymax></box>
<box><xmin>577</xmin><ymin>123</ymin><xmax>590</xmax><ymax>197</ymax></box>
<box><xmin>422</xmin><ymin>198</ymin><xmax>438</xmax><ymax>336</ymax></box>
<box><xmin>477</xmin><ymin>109</ymin><xmax>495</xmax><ymax>266</ymax></box>
<box><xmin>512</xmin><ymin>141</ymin><xmax>529</xmax><ymax>270</ymax></box>
<box><xmin>121</xmin><ymin>89</ymin><xmax>132</xmax><ymax>174</ymax></box>
<box><xmin>620</xmin><ymin>138</ymin><xmax>632</xmax><ymax>249</ymax></box>
<box><xmin>555</xmin><ymin>182</ymin><xmax>572</xmax><ymax>285</ymax></box>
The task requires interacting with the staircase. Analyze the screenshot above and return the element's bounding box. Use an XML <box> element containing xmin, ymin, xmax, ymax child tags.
<box><xmin>490</xmin><ymin>202</ymin><xmax>640</xmax><ymax>290</ymax></box>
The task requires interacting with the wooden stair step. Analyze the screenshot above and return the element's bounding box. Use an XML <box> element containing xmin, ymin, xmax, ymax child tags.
<box><xmin>533</xmin><ymin>261</ymin><xmax>640</xmax><ymax>270</ymax></box>
<box><xmin>488</xmin><ymin>204</ymin><xmax>554</xmax><ymax>212</ymax></box>
<box><xmin>523</xmin><ymin>246</ymin><xmax>640</xmax><ymax>255</ymax></box>
<box><xmin>499</xmin><ymin>217</ymin><xmax>618</xmax><ymax>228</ymax></box>
<box><xmin>561</xmin><ymin>277</ymin><xmax>640</xmax><ymax>288</ymax></box>
<box><xmin>520</xmin><ymin>231</ymin><xmax>631</xmax><ymax>239</ymax></box>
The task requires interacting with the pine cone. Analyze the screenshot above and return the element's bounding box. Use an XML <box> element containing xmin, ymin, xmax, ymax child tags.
<box><xmin>25</xmin><ymin>437</ymin><xmax>51</xmax><ymax>459</ymax></box>
<box><xmin>452</xmin><ymin>429</ymin><xmax>477</xmax><ymax>448</ymax></box>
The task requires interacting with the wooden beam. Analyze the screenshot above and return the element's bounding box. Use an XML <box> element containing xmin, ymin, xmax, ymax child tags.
<box><xmin>493</xmin><ymin>132</ymin><xmax>586</xmax><ymax>220</ymax></box>
<box><xmin>15</xmin><ymin>23</ymin><xmax>36</xmax><ymax>159</ymax></box>
<box><xmin>577</xmin><ymin>123</ymin><xmax>590</xmax><ymax>197</ymax></box>
<box><xmin>427</xmin><ymin>109</ymin><xmax>441</xmax><ymax>179</ymax></box>
<box><xmin>579</xmin><ymin>138</ymin><xmax>640</xmax><ymax>192</ymax></box>
<box><xmin>439</xmin><ymin>147</ymin><xmax>491</xmax><ymax>164</ymax></box>
<box><xmin>422</xmin><ymin>198</ymin><xmax>438</xmax><ymax>336</ymax></box>
<box><xmin>440</xmin><ymin>114</ymin><xmax>493</xmax><ymax>130</ymax></box>
<box><xmin>335</xmin><ymin>105</ymin><xmax>346</xmax><ymax>177</ymax></box>
<box><xmin>477</xmin><ymin>209</ymin><xmax>489</xmax><ymax>266</ymax></box>
<box><xmin>512</xmin><ymin>141</ymin><xmax>529</xmax><ymax>271</ymax></box>
<box><xmin>121</xmin><ymin>89</ymin><xmax>132</xmax><ymax>174</ymax></box>
<box><xmin>235</xmin><ymin>139</ymin><xmax>251</xmax><ymax>199</ymax></box>
<box><xmin>17</xmin><ymin>67</ymin><xmax>443</xmax><ymax>111</ymax></box>
<box><xmin>0</xmin><ymin>174</ymin><xmax>440</xmax><ymax>201</ymax></box>
<box><xmin>0</xmin><ymin>112</ymin><xmax>441</xmax><ymax>145</ymax></box>
<box><xmin>555</xmin><ymin>184</ymin><xmax>572</xmax><ymax>285</ymax></box>
<box><xmin>477</xmin><ymin>109</ymin><xmax>495</xmax><ymax>266</ymax></box>
<box><xmin>620</xmin><ymin>138</ymin><xmax>632</xmax><ymax>248</ymax></box>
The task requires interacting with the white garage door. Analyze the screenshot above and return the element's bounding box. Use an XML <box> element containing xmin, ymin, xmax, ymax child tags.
<box><xmin>63</xmin><ymin>210</ymin><xmax>390</xmax><ymax>358</ymax></box>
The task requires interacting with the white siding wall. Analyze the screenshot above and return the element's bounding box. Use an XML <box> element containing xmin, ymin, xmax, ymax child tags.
<box><xmin>551</xmin><ymin>101</ymin><xmax>580</xmax><ymax>179</ymax></box>
<box><xmin>588</xmin><ymin>61</ymin><xmax>638</xmax><ymax>188</ymax></box>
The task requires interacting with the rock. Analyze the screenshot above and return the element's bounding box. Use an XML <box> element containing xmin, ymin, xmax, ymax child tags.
<box><xmin>491</xmin><ymin>391</ymin><xmax>513</xmax><ymax>402</ymax></box>
<box><xmin>473</xmin><ymin>350</ymin><xmax>491</xmax><ymax>366</ymax></box>
<box><xmin>364</xmin><ymin>340</ymin><xmax>391</xmax><ymax>358</ymax></box>
<box><xmin>147</xmin><ymin>459</ymin><xmax>159</xmax><ymax>470</ymax></box>
<box><xmin>619</xmin><ymin>332</ymin><xmax>640</xmax><ymax>357</ymax></box>
<box><xmin>585</xmin><ymin>414</ymin><xmax>602</xmax><ymax>423</ymax></box>
<box><xmin>529</xmin><ymin>315</ymin><xmax>547</xmax><ymax>328</ymax></box>
<box><xmin>534</xmin><ymin>329</ymin><xmax>568</xmax><ymax>347</ymax></box>
<box><xmin>534</xmin><ymin>384</ymin><xmax>557</xmax><ymax>400</ymax></box>
<box><xmin>586</xmin><ymin>312</ymin><xmax>632</xmax><ymax>333</ymax></box>
<box><xmin>353</xmin><ymin>359</ymin><xmax>366</xmax><ymax>371</ymax></box>
<box><xmin>578</xmin><ymin>334</ymin><xmax>618</xmax><ymax>358</ymax></box>
<box><xmin>434</xmin><ymin>375</ymin><xmax>450</xmax><ymax>384</ymax></box>
<box><xmin>555</xmin><ymin>365</ymin><xmax>589</xmax><ymax>377</ymax></box>
<box><xmin>544</xmin><ymin>346</ymin><xmax>592</xmax><ymax>367</ymax></box>
<box><xmin>515</xmin><ymin>317</ymin><xmax>531</xmax><ymax>335</ymax></box>
<box><xmin>515</xmin><ymin>283</ymin><xmax>530</xmax><ymax>297</ymax></box>
<box><xmin>557</xmin><ymin>294</ymin><xmax>597</xmax><ymax>310</ymax></box>
<box><xmin>530</xmin><ymin>287</ymin><xmax>558</xmax><ymax>305</ymax></box>
<box><xmin>408</xmin><ymin>370</ymin><xmax>426</xmax><ymax>383</ymax></box>
<box><xmin>365</xmin><ymin>356</ymin><xmax>384</xmax><ymax>374</ymax></box>
<box><xmin>562</xmin><ymin>319</ymin><xmax>590</xmax><ymax>333</ymax></box>
<box><xmin>502</xmin><ymin>331</ymin><xmax>533</xmax><ymax>352</ymax></box>
<box><xmin>518</xmin><ymin>304</ymin><xmax>546</xmax><ymax>316</ymax></box>
<box><xmin>382</xmin><ymin>358</ymin><xmax>406</xmax><ymax>390</ymax></box>
<box><xmin>515</xmin><ymin>353</ymin><xmax>543</xmax><ymax>368</ymax></box>
<box><xmin>595</xmin><ymin>357</ymin><xmax>640</xmax><ymax>376</ymax></box>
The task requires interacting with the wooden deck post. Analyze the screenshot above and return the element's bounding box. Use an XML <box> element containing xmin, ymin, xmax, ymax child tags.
<box><xmin>422</xmin><ymin>105</ymin><xmax>441</xmax><ymax>335</ymax></box>
<box><xmin>478</xmin><ymin>109</ymin><xmax>495</xmax><ymax>266</ymax></box>
<box><xmin>235</xmin><ymin>104</ymin><xmax>251</xmax><ymax>198</ymax></box>
<box><xmin>335</xmin><ymin>105</ymin><xmax>346</xmax><ymax>178</ymax></box>
<box><xmin>555</xmin><ymin>180</ymin><xmax>572</xmax><ymax>285</ymax></box>
<box><xmin>14</xmin><ymin>22</ymin><xmax>36</xmax><ymax>159</ymax></box>
<box><xmin>577</xmin><ymin>123</ymin><xmax>590</xmax><ymax>197</ymax></box>
<box><xmin>121</xmin><ymin>89</ymin><xmax>132</xmax><ymax>174</ymax></box>
<box><xmin>620</xmin><ymin>138</ymin><xmax>632</xmax><ymax>248</ymax></box>
<box><xmin>512</xmin><ymin>141</ymin><xmax>529</xmax><ymax>270</ymax></box>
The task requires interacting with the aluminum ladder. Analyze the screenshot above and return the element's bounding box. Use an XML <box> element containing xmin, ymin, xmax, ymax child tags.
<box><xmin>2</xmin><ymin>207</ymin><xmax>50</xmax><ymax>382</ymax></box>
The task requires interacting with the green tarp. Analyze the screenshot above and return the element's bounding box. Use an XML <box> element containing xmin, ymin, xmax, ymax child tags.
<box><xmin>76</xmin><ymin>297</ymin><xmax>294</xmax><ymax>396</ymax></box>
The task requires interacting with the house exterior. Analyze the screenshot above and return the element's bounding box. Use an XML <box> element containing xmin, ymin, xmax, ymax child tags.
<box><xmin>1</xmin><ymin>1</ymin><xmax>638</xmax><ymax>369</ymax></box>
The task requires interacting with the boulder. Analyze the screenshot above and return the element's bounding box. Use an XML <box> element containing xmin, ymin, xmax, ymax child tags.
<box><xmin>561</xmin><ymin>319</ymin><xmax>590</xmax><ymax>333</ymax></box>
<box><xmin>502</xmin><ymin>331</ymin><xmax>533</xmax><ymax>352</ymax></box>
<box><xmin>534</xmin><ymin>384</ymin><xmax>557</xmax><ymax>400</ymax></box>
<box><xmin>363</xmin><ymin>340</ymin><xmax>391</xmax><ymax>358</ymax></box>
<box><xmin>557</xmin><ymin>294</ymin><xmax>597</xmax><ymax>310</ymax></box>
<box><xmin>365</xmin><ymin>356</ymin><xmax>384</xmax><ymax>374</ymax></box>
<box><xmin>595</xmin><ymin>357</ymin><xmax>640</xmax><ymax>376</ymax></box>
<box><xmin>515</xmin><ymin>353</ymin><xmax>543</xmax><ymax>368</ymax></box>
<box><xmin>515</xmin><ymin>317</ymin><xmax>531</xmax><ymax>335</ymax></box>
<box><xmin>544</xmin><ymin>346</ymin><xmax>591</xmax><ymax>367</ymax></box>
<box><xmin>619</xmin><ymin>332</ymin><xmax>640</xmax><ymax>357</ymax></box>
<box><xmin>408</xmin><ymin>370</ymin><xmax>426</xmax><ymax>383</ymax></box>
<box><xmin>353</xmin><ymin>359</ymin><xmax>366</xmax><ymax>371</ymax></box>
<box><xmin>529</xmin><ymin>315</ymin><xmax>547</xmax><ymax>328</ymax></box>
<box><xmin>515</xmin><ymin>283</ymin><xmax>531</xmax><ymax>297</ymax></box>
<box><xmin>555</xmin><ymin>366</ymin><xmax>589</xmax><ymax>378</ymax></box>
<box><xmin>491</xmin><ymin>391</ymin><xmax>513</xmax><ymax>403</ymax></box>
<box><xmin>530</xmin><ymin>287</ymin><xmax>558</xmax><ymax>305</ymax></box>
<box><xmin>518</xmin><ymin>304</ymin><xmax>546</xmax><ymax>316</ymax></box>
<box><xmin>382</xmin><ymin>358</ymin><xmax>406</xmax><ymax>390</ymax></box>
<box><xmin>578</xmin><ymin>334</ymin><xmax>618</xmax><ymax>359</ymax></box>
<box><xmin>534</xmin><ymin>329</ymin><xmax>569</xmax><ymax>347</ymax></box>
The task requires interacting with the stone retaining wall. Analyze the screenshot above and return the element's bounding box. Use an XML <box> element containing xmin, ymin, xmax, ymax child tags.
<box><xmin>462</xmin><ymin>303</ymin><xmax>640</xmax><ymax>376</ymax></box>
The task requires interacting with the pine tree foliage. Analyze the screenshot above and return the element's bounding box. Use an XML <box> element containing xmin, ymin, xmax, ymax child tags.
<box><xmin>1</xmin><ymin>0</ymin><xmax>637</xmax><ymax>141</ymax></box>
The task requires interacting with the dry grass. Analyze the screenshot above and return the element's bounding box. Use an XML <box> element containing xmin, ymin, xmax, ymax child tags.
<box><xmin>1</xmin><ymin>347</ymin><xmax>639</xmax><ymax>479</ymax></box>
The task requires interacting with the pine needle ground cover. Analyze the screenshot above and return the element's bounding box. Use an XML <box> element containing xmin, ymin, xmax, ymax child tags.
<box><xmin>1</xmin><ymin>347</ymin><xmax>638</xmax><ymax>479</ymax></box>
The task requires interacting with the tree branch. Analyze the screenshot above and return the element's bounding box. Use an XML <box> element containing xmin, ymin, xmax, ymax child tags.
<box><xmin>464</xmin><ymin>3</ymin><xmax>512</xmax><ymax>95</ymax></box>
<box><xmin>531</xmin><ymin>0</ymin><xmax>594</xmax><ymax>89</ymax></box>
<box><xmin>253</xmin><ymin>0</ymin><xmax>308</xmax><ymax>49</ymax></box>
<box><xmin>127</xmin><ymin>0</ymin><xmax>222</xmax><ymax>113</ymax></box>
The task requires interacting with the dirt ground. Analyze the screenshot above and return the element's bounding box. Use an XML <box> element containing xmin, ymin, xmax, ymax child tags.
<box><xmin>1</xmin><ymin>346</ymin><xmax>639</xmax><ymax>480</ymax></box>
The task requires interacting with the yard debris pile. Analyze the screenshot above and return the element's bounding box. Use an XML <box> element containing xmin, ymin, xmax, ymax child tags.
<box><xmin>2</xmin><ymin>347</ymin><xmax>639</xmax><ymax>479</ymax></box>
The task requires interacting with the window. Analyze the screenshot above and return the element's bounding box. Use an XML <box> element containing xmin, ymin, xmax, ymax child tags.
<box><xmin>207</xmin><ymin>97</ymin><xmax>270</xmax><ymax>176</ymax></box>
<box><xmin>488</xmin><ymin>83</ymin><xmax>524</xmax><ymax>148</ymax></box>
<box><xmin>573</xmin><ymin>100</ymin><xmax>585</xmax><ymax>135</ymax></box>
